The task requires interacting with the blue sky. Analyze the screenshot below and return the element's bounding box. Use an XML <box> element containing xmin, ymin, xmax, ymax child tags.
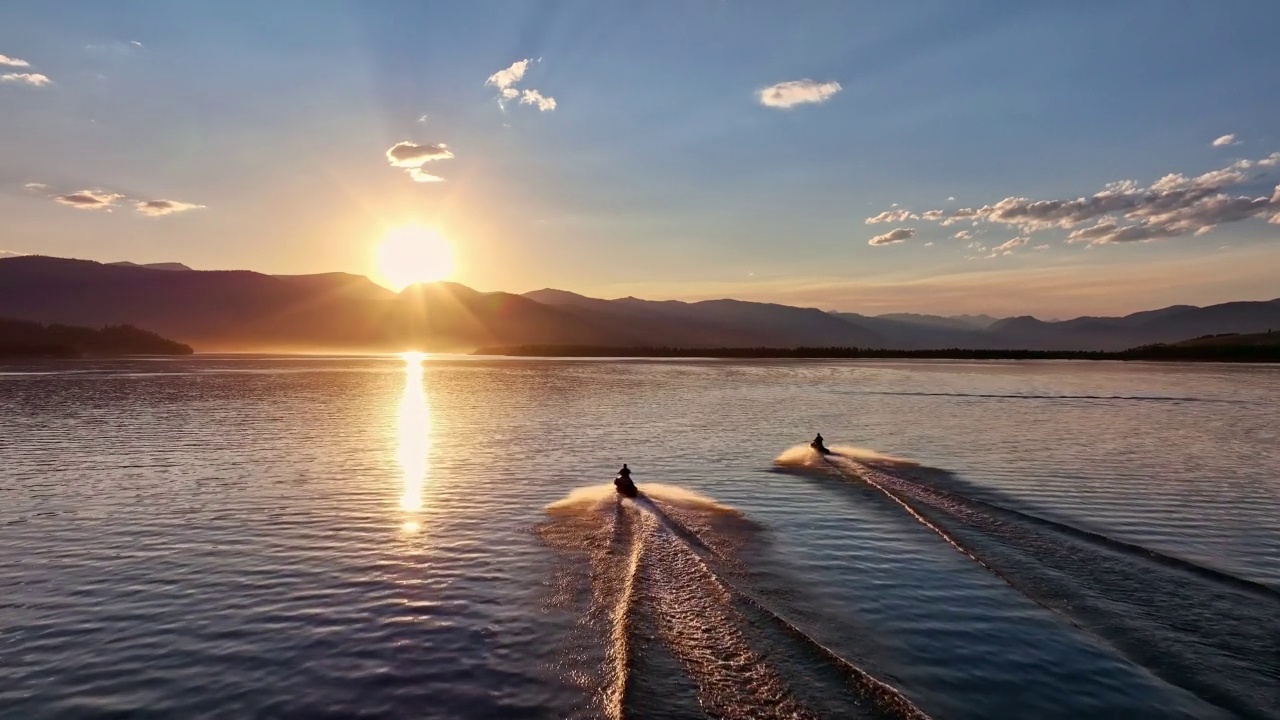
<box><xmin>3</xmin><ymin>1</ymin><xmax>1279</xmax><ymax>317</ymax></box>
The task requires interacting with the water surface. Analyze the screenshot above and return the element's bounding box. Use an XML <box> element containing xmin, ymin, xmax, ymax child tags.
<box><xmin>2</xmin><ymin>357</ymin><xmax>1277</xmax><ymax>719</ymax></box>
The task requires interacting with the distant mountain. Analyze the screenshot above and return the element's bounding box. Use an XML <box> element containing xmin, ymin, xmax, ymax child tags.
<box><xmin>109</xmin><ymin>261</ymin><xmax>193</xmax><ymax>271</ymax></box>
<box><xmin>2</xmin><ymin>255</ymin><xmax>1278</xmax><ymax>352</ymax></box>
<box><xmin>525</xmin><ymin>289</ymin><xmax>883</xmax><ymax>347</ymax></box>
<box><xmin>0</xmin><ymin>317</ymin><xmax>192</xmax><ymax>357</ymax></box>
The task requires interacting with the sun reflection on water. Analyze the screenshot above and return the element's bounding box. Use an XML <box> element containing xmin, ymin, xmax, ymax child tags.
<box><xmin>397</xmin><ymin>352</ymin><xmax>430</xmax><ymax>529</ymax></box>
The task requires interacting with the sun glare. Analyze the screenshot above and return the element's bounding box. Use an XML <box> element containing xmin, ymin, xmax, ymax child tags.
<box><xmin>376</xmin><ymin>226</ymin><xmax>456</xmax><ymax>290</ymax></box>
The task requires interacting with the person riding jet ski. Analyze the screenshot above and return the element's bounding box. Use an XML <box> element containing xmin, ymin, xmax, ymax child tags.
<box><xmin>615</xmin><ymin>464</ymin><xmax>639</xmax><ymax>498</ymax></box>
<box><xmin>810</xmin><ymin>433</ymin><xmax>831</xmax><ymax>455</ymax></box>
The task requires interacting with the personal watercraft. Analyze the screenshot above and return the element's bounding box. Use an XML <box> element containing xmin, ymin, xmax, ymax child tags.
<box><xmin>614</xmin><ymin>474</ymin><xmax>639</xmax><ymax>498</ymax></box>
<box><xmin>810</xmin><ymin>439</ymin><xmax>831</xmax><ymax>455</ymax></box>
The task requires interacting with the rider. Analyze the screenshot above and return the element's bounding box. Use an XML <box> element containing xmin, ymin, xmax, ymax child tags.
<box><xmin>812</xmin><ymin>433</ymin><xmax>826</xmax><ymax>451</ymax></box>
<box><xmin>618</xmin><ymin>464</ymin><xmax>632</xmax><ymax>481</ymax></box>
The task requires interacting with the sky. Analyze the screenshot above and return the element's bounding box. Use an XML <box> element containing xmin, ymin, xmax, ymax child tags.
<box><xmin>3</xmin><ymin>0</ymin><xmax>1280</xmax><ymax>318</ymax></box>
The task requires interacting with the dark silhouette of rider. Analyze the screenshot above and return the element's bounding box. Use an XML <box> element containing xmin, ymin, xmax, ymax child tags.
<box><xmin>618</xmin><ymin>463</ymin><xmax>631</xmax><ymax>480</ymax></box>
<box><xmin>813</xmin><ymin>433</ymin><xmax>825</xmax><ymax>448</ymax></box>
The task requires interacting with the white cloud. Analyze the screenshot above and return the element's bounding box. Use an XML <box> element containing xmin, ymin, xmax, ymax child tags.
<box><xmin>55</xmin><ymin>189</ymin><xmax>123</xmax><ymax>210</ymax></box>
<box><xmin>486</xmin><ymin>59</ymin><xmax>530</xmax><ymax>92</ymax></box>
<box><xmin>520</xmin><ymin>88</ymin><xmax>556</xmax><ymax>111</ymax></box>
<box><xmin>385</xmin><ymin>141</ymin><xmax>454</xmax><ymax>168</ymax></box>
<box><xmin>952</xmin><ymin>230</ymin><xmax>973</xmax><ymax>241</ymax></box>
<box><xmin>130</xmin><ymin>41</ymin><xmax>143</xmax><ymax>48</ymax></box>
<box><xmin>1033</xmin><ymin>244</ymin><xmax>1050</xmax><ymax>251</ymax></box>
<box><xmin>134</xmin><ymin>199</ymin><xmax>205</xmax><ymax>217</ymax></box>
<box><xmin>23</xmin><ymin>182</ymin><xmax>48</xmax><ymax>191</ymax></box>
<box><xmin>0</xmin><ymin>54</ymin><xmax>31</xmax><ymax>67</ymax></box>
<box><xmin>868</xmin><ymin>227</ymin><xmax>915</xmax><ymax>246</ymax></box>
<box><xmin>485</xmin><ymin>58</ymin><xmax>556</xmax><ymax>112</ymax></box>
<box><xmin>407</xmin><ymin>167</ymin><xmax>445</xmax><ymax>183</ymax></box>
<box><xmin>417</xmin><ymin>114</ymin><xmax>429</xmax><ymax>124</ymax></box>
<box><xmin>1212</xmin><ymin>134</ymin><xmax>1239</xmax><ymax>147</ymax></box>
<box><xmin>946</xmin><ymin>196</ymin><xmax>956</xmax><ymax>202</ymax></box>
<box><xmin>993</xmin><ymin>237</ymin><xmax>1028</xmax><ymax>254</ymax></box>
<box><xmin>0</xmin><ymin>249</ymin><xmax>26</xmax><ymax>258</ymax></box>
<box><xmin>1</xmin><ymin>72</ymin><xmax>51</xmax><ymax>86</ymax></box>
<box><xmin>865</xmin><ymin>208</ymin><xmax>916</xmax><ymax>224</ymax></box>
<box><xmin>758</xmin><ymin>79</ymin><xmax>842</xmax><ymax>109</ymax></box>
<box><xmin>908</xmin><ymin>150</ymin><xmax>1280</xmax><ymax>247</ymax></box>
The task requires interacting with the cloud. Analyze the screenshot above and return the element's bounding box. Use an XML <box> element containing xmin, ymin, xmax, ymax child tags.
<box><xmin>486</xmin><ymin>58</ymin><xmax>555</xmax><ymax>112</ymax></box>
<box><xmin>407</xmin><ymin>168</ymin><xmax>445</xmax><ymax>183</ymax></box>
<box><xmin>866</xmin><ymin>208</ymin><xmax>916</xmax><ymax>224</ymax></box>
<box><xmin>134</xmin><ymin>199</ymin><xmax>205</xmax><ymax>217</ymax></box>
<box><xmin>906</xmin><ymin>150</ymin><xmax>1280</xmax><ymax>247</ymax></box>
<box><xmin>0</xmin><ymin>54</ymin><xmax>31</xmax><ymax>67</ymax></box>
<box><xmin>23</xmin><ymin>182</ymin><xmax>48</xmax><ymax>191</ymax></box>
<box><xmin>1033</xmin><ymin>244</ymin><xmax>1050</xmax><ymax>251</ymax></box>
<box><xmin>1212</xmin><ymin>134</ymin><xmax>1239</xmax><ymax>147</ymax></box>
<box><xmin>520</xmin><ymin>88</ymin><xmax>556</xmax><ymax>111</ymax></box>
<box><xmin>130</xmin><ymin>41</ymin><xmax>143</xmax><ymax>48</ymax></box>
<box><xmin>868</xmin><ymin>227</ymin><xmax>915</xmax><ymax>246</ymax></box>
<box><xmin>993</xmin><ymin>237</ymin><xmax>1028</xmax><ymax>255</ymax></box>
<box><xmin>385</xmin><ymin>141</ymin><xmax>454</xmax><ymax>168</ymax></box>
<box><xmin>758</xmin><ymin>79</ymin><xmax>842</xmax><ymax>109</ymax></box>
<box><xmin>953</xmin><ymin>230</ymin><xmax>973</xmax><ymax>241</ymax></box>
<box><xmin>946</xmin><ymin>196</ymin><xmax>956</xmax><ymax>202</ymax></box>
<box><xmin>417</xmin><ymin>114</ymin><xmax>429</xmax><ymax>124</ymax></box>
<box><xmin>55</xmin><ymin>190</ymin><xmax>124</xmax><ymax>210</ymax></box>
<box><xmin>0</xmin><ymin>249</ymin><xmax>26</xmax><ymax>258</ymax></box>
<box><xmin>1</xmin><ymin>72</ymin><xmax>51</xmax><ymax>86</ymax></box>
<box><xmin>486</xmin><ymin>59</ymin><xmax>530</xmax><ymax>92</ymax></box>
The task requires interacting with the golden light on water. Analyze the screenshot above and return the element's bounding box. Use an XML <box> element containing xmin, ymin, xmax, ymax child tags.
<box><xmin>376</xmin><ymin>225</ymin><xmax>456</xmax><ymax>291</ymax></box>
<box><xmin>396</xmin><ymin>351</ymin><xmax>430</xmax><ymax>528</ymax></box>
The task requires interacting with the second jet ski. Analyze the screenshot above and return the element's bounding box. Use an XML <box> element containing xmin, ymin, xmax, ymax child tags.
<box><xmin>810</xmin><ymin>433</ymin><xmax>831</xmax><ymax>455</ymax></box>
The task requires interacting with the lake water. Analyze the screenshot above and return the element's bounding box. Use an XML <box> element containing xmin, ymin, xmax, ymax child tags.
<box><xmin>1</xmin><ymin>357</ymin><xmax>1277</xmax><ymax>720</ymax></box>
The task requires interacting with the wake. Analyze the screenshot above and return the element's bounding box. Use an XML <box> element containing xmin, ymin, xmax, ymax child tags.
<box><xmin>539</xmin><ymin>483</ymin><xmax>930</xmax><ymax>720</ymax></box>
<box><xmin>776</xmin><ymin>445</ymin><xmax>1280</xmax><ymax>720</ymax></box>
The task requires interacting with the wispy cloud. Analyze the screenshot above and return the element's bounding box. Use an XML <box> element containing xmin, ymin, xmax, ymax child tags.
<box><xmin>520</xmin><ymin>88</ymin><xmax>556</xmax><ymax>111</ymax></box>
<box><xmin>866</xmin><ymin>208</ymin><xmax>916</xmax><ymax>224</ymax></box>
<box><xmin>0</xmin><ymin>249</ymin><xmax>26</xmax><ymax>258</ymax></box>
<box><xmin>55</xmin><ymin>190</ymin><xmax>124</xmax><ymax>210</ymax></box>
<box><xmin>2</xmin><ymin>72</ymin><xmax>51</xmax><ymax>87</ymax></box>
<box><xmin>0</xmin><ymin>54</ymin><xmax>31</xmax><ymax>67</ymax></box>
<box><xmin>407</xmin><ymin>168</ymin><xmax>445</xmax><ymax>183</ymax></box>
<box><xmin>486</xmin><ymin>59</ymin><xmax>529</xmax><ymax>93</ymax></box>
<box><xmin>758</xmin><ymin>79</ymin><xmax>842</xmax><ymax>109</ymax></box>
<box><xmin>1212</xmin><ymin>134</ymin><xmax>1239</xmax><ymax>147</ymax></box>
<box><xmin>868</xmin><ymin>227</ymin><xmax>915</xmax><ymax>246</ymax></box>
<box><xmin>486</xmin><ymin>58</ymin><xmax>556</xmax><ymax>112</ymax></box>
<box><xmin>23</xmin><ymin>182</ymin><xmax>48</xmax><ymax>191</ymax></box>
<box><xmin>386</xmin><ymin>141</ymin><xmax>454</xmax><ymax>168</ymax></box>
<box><xmin>134</xmin><ymin>199</ymin><xmax>205</xmax><ymax>217</ymax></box>
<box><xmin>385</xmin><ymin>141</ymin><xmax>454</xmax><ymax>183</ymax></box>
<box><xmin>953</xmin><ymin>230</ymin><xmax>973</xmax><ymax>241</ymax></box>
<box><xmin>880</xmin><ymin>149</ymin><xmax>1280</xmax><ymax>247</ymax></box>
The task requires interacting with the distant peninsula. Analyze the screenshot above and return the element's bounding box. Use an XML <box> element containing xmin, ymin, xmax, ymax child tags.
<box><xmin>475</xmin><ymin>333</ymin><xmax>1280</xmax><ymax>363</ymax></box>
<box><xmin>0</xmin><ymin>318</ymin><xmax>193</xmax><ymax>358</ymax></box>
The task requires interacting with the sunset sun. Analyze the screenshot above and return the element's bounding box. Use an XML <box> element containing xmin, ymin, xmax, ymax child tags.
<box><xmin>375</xmin><ymin>226</ymin><xmax>456</xmax><ymax>290</ymax></box>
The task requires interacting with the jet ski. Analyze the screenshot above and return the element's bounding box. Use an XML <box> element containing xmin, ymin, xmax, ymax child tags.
<box><xmin>810</xmin><ymin>440</ymin><xmax>831</xmax><ymax>455</ymax></box>
<box><xmin>614</xmin><ymin>474</ymin><xmax>639</xmax><ymax>498</ymax></box>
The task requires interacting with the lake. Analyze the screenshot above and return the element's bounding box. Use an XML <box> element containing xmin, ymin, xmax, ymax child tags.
<box><xmin>1</xmin><ymin>357</ymin><xmax>1277</xmax><ymax>720</ymax></box>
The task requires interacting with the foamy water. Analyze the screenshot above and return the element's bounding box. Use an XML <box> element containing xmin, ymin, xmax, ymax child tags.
<box><xmin>1</xmin><ymin>356</ymin><xmax>1277</xmax><ymax>719</ymax></box>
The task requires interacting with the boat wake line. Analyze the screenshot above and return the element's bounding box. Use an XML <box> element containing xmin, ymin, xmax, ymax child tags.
<box><xmin>537</xmin><ymin>483</ymin><xmax>931</xmax><ymax>720</ymax></box>
<box><xmin>774</xmin><ymin>445</ymin><xmax>1280</xmax><ymax>720</ymax></box>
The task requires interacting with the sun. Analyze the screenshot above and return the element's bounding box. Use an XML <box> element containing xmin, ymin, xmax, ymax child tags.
<box><xmin>375</xmin><ymin>226</ymin><xmax>456</xmax><ymax>290</ymax></box>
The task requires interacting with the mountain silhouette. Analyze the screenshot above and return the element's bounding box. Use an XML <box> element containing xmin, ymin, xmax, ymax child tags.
<box><xmin>1</xmin><ymin>255</ymin><xmax>1278</xmax><ymax>352</ymax></box>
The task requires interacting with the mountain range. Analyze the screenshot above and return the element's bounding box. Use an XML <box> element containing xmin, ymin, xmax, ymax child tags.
<box><xmin>1</xmin><ymin>255</ymin><xmax>1277</xmax><ymax>352</ymax></box>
